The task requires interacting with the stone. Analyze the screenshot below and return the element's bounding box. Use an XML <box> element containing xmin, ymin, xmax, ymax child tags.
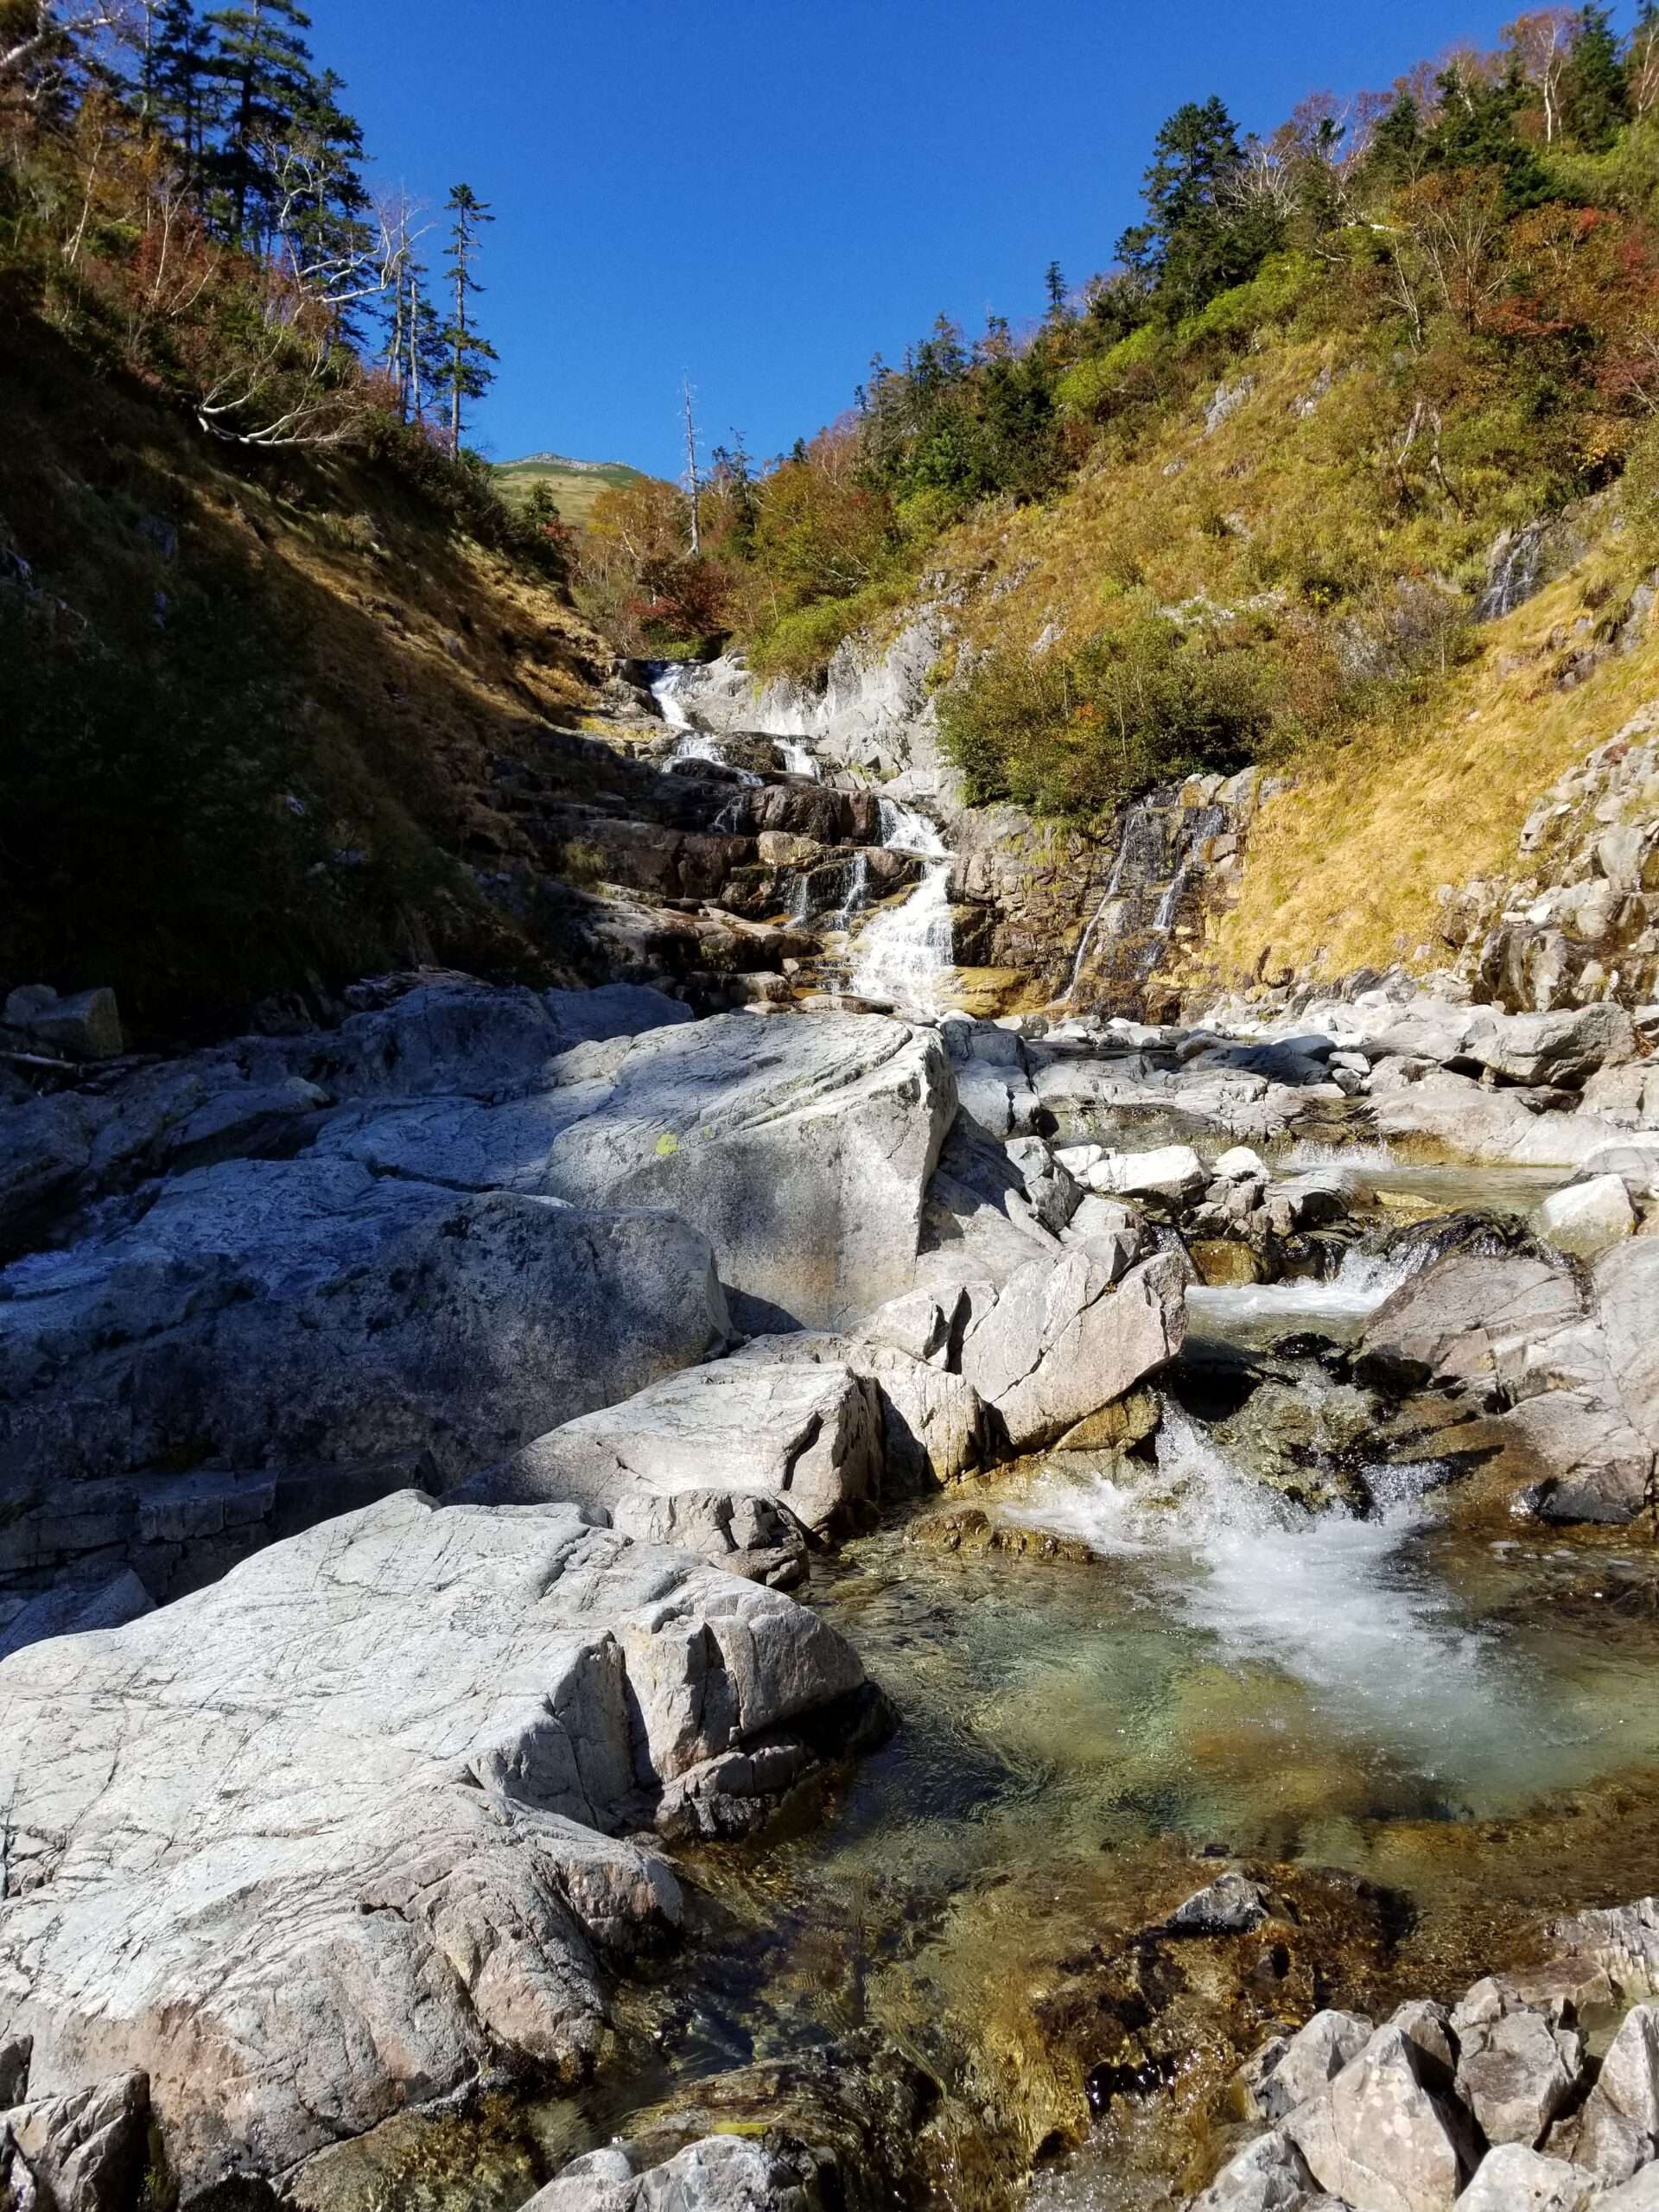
<box><xmin>0</xmin><ymin>1097</ymin><xmax>91</xmax><ymax>1255</ymax></box>
<box><xmin>1190</xmin><ymin>2128</ymin><xmax>1321</xmax><ymax>2212</ymax></box>
<box><xmin>1554</xmin><ymin>1898</ymin><xmax>1659</xmax><ymax>1995</ymax></box>
<box><xmin>466</xmin><ymin>1360</ymin><xmax>883</xmax><ymax>1556</ymax></box>
<box><xmin>1534</xmin><ymin>1175</ymin><xmax>1637</xmax><ymax>1262</ymax></box>
<box><xmin>0</xmin><ymin>1572</ymin><xmax>153</xmax><ymax>1662</ymax></box>
<box><xmin>0</xmin><ymin>1493</ymin><xmax>868</xmax><ymax>2196</ymax></box>
<box><xmin>0</xmin><ymin>2071</ymin><xmax>149</xmax><ymax>2212</ymax></box>
<box><xmin>1451</xmin><ymin>2144</ymin><xmax>1600</xmax><ymax>2211</ymax></box>
<box><xmin>3</xmin><ymin>986</ymin><xmax>123</xmax><ymax>1062</ymax></box>
<box><xmin>1215</xmin><ymin>1146</ymin><xmax>1268</xmax><ymax>1181</ymax></box>
<box><xmin>524</xmin><ymin>2133</ymin><xmax>829</xmax><ymax>2212</ymax></box>
<box><xmin>1088</xmin><ymin>1144</ymin><xmax>1207</xmax><ymax>1204</ymax></box>
<box><xmin>959</xmin><ymin>1249</ymin><xmax>1186</xmax><ymax>1453</ymax></box>
<box><xmin>0</xmin><ymin>1158</ymin><xmax>730</xmax><ymax>1491</ymax></box>
<box><xmin>1464</xmin><ymin>1005</ymin><xmax>1637</xmax><ymax>1089</ymax></box>
<box><xmin>1455</xmin><ymin>1999</ymin><xmax>1583</xmax><ymax>2146</ymax></box>
<box><xmin>1574</xmin><ymin>2002</ymin><xmax>1659</xmax><ymax>2181</ymax></box>
<box><xmin>1500</xmin><ymin>1391</ymin><xmax>1654</xmax><ymax>1525</ymax></box>
<box><xmin>318</xmin><ymin>1011</ymin><xmax>955</xmax><ymax>1331</ymax></box>
<box><xmin>1166</xmin><ymin>1872</ymin><xmax>1271</xmax><ymax>1937</ymax></box>
<box><xmin>1598</xmin><ymin>2166</ymin><xmax>1659</xmax><ymax>2209</ymax></box>
<box><xmin>1287</xmin><ymin>2024</ymin><xmax>1481</xmax><ymax>2212</ymax></box>
<box><xmin>1256</xmin><ymin>2012</ymin><xmax>1376</xmax><ymax>2122</ymax></box>
<box><xmin>1596</xmin><ymin>1243</ymin><xmax>1659</xmax><ymax>1454</ymax></box>
<box><xmin>1005</xmin><ymin>1135</ymin><xmax>1083</xmax><ymax>1233</ymax></box>
<box><xmin>1355</xmin><ymin>1253</ymin><xmax>1581</xmax><ymax>1397</ymax></box>
<box><xmin>732</xmin><ymin>1331</ymin><xmax>993</xmax><ymax>1494</ymax></box>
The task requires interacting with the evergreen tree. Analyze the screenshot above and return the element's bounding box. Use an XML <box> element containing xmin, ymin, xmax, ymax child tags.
<box><xmin>149</xmin><ymin>0</ymin><xmax>214</xmax><ymax>164</ymax></box>
<box><xmin>1044</xmin><ymin>259</ymin><xmax>1067</xmax><ymax>316</ymax></box>
<box><xmin>1117</xmin><ymin>97</ymin><xmax>1276</xmax><ymax>320</ymax></box>
<box><xmin>1560</xmin><ymin>4</ymin><xmax>1628</xmax><ymax>149</ymax></box>
<box><xmin>439</xmin><ymin>182</ymin><xmax>497</xmax><ymax>449</ymax></box>
<box><xmin>1428</xmin><ymin>61</ymin><xmax>1554</xmax><ymax>209</ymax></box>
<box><xmin>1363</xmin><ymin>92</ymin><xmax>1427</xmax><ymax>187</ymax></box>
<box><xmin>201</xmin><ymin>0</ymin><xmax>319</xmax><ymax>242</ymax></box>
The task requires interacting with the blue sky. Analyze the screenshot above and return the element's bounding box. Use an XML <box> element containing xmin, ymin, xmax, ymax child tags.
<box><xmin>305</xmin><ymin>0</ymin><xmax>1611</xmax><ymax>477</ymax></box>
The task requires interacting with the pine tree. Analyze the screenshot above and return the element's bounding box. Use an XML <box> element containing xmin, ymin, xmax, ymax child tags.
<box><xmin>201</xmin><ymin>0</ymin><xmax>319</xmax><ymax>243</ymax></box>
<box><xmin>150</xmin><ymin>0</ymin><xmax>213</xmax><ymax>164</ymax></box>
<box><xmin>439</xmin><ymin>182</ymin><xmax>497</xmax><ymax>450</ymax></box>
<box><xmin>1560</xmin><ymin>4</ymin><xmax>1628</xmax><ymax>149</ymax></box>
<box><xmin>1117</xmin><ymin>97</ymin><xmax>1274</xmax><ymax>320</ymax></box>
<box><xmin>1044</xmin><ymin>259</ymin><xmax>1067</xmax><ymax>317</ymax></box>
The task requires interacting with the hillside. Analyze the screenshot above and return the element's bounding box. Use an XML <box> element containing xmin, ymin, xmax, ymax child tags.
<box><xmin>493</xmin><ymin>451</ymin><xmax>658</xmax><ymax>526</ymax></box>
<box><xmin>0</xmin><ymin>315</ymin><xmax>623</xmax><ymax>1037</ymax></box>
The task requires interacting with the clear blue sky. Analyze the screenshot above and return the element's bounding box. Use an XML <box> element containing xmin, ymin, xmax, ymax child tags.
<box><xmin>303</xmin><ymin>0</ymin><xmax>1616</xmax><ymax>478</ymax></box>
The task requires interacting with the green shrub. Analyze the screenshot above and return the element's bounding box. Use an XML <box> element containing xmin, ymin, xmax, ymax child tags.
<box><xmin>938</xmin><ymin>616</ymin><xmax>1272</xmax><ymax>817</ymax></box>
<box><xmin>1054</xmin><ymin>326</ymin><xmax>1166</xmax><ymax>420</ymax></box>
<box><xmin>1173</xmin><ymin>251</ymin><xmax>1320</xmax><ymax>350</ymax></box>
<box><xmin>1620</xmin><ymin>418</ymin><xmax>1659</xmax><ymax>560</ymax></box>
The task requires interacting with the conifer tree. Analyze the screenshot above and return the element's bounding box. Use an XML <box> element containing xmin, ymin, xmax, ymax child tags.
<box><xmin>149</xmin><ymin>0</ymin><xmax>213</xmax><ymax>163</ymax></box>
<box><xmin>439</xmin><ymin>181</ymin><xmax>497</xmax><ymax>449</ymax></box>
<box><xmin>201</xmin><ymin>0</ymin><xmax>317</xmax><ymax>242</ymax></box>
<box><xmin>1560</xmin><ymin>4</ymin><xmax>1628</xmax><ymax>149</ymax></box>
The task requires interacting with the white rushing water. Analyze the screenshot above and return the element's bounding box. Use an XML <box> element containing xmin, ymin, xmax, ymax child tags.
<box><xmin>1001</xmin><ymin>1404</ymin><xmax>1504</xmax><ymax>1781</ymax></box>
<box><xmin>847</xmin><ymin>798</ymin><xmax>954</xmax><ymax>1011</ymax></box>
<box><xmin>1186</xmin><ymin>1242</ymin><xmax>1413</xmax><ymax>1347</ymax></box>
<box><xmin>778</xmin><ymin>742</ymin><xmax>820</xmax><ymax>781</ymax></box>
<box><xmin>649</xmin><ymin>661</ymin><xmax>696</xmax><ymax>729</ymax></box>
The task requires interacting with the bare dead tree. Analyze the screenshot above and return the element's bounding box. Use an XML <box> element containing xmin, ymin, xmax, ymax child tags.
<box><xmin>681</xmin><ymin>375</ymin><xmax>702</xmax><ymax>556</ymax></box>
<box><xmin>0</xmin><ymin>1</ymin><xmax>134</xmax><ymax>83</ymax></box>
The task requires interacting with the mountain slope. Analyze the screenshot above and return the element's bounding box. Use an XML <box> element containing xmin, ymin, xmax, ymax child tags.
<box><xmin>494</xmin><ymin>452</ymin><xmax>657</xmax><ymax>527</ymax></box>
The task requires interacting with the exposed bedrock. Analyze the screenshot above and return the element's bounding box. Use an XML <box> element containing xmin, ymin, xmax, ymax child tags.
<box><xmin>0</xmin><ymin>1493</ymin><xmax>872</xmax><ymax>2201</ymax></box>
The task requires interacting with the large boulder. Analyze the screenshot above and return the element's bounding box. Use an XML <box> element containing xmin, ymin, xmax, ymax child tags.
<box><xmin>1189</xmin><ymin>2128</ymin><xmax>1324</xmax><ymax>2211</ymax></box>
<box><xmin>734</xmin><ymin>1328</ymin><xmax>995</xmax><ymax>1492</ymax></box>
<box><xmin>0</xmin><ymin>1158</ymin><xmax>728</xmax><ymax>1494</ymax></box>
<box><xmin>958</xmin><ymin>1248</ymin><xmax>1186</xmax><ymax>1452</ymax></box>
<box><xmin>3</xmin><ymin>984</ymin><xmax>123</xmax><ymax>1062</ymax></box>
<box><xmin>1533</xmin><ymin>1174</ymin><xmax>1637</xmax><ymax>1262</ymax></box>
<box><xmin>0</xmin><ymin>2068</ymin><xmax>150</xmax><ymax>2212</ymax></box>
<box><xmin>526</xmin><ymin>2133</ymin><xmax>832</xmax><ymax>2212</ymax></box>
<box><xmin>469</xmin><ymin>1360</ymin><xmax>884</xmax><ymax>1564</ymax></box>
<box><xmin>1573</xmin><ymin>2001</ymin><xmax>1659</xmax><ymax>2182</ymax></box>
<box><xmin>1355</xmin><ymin>1252</ymin><xmax>1581</xmax><ymax>1398</ymax></box>
<box><xmin>1452</xmin><ymin>2145</ymin><xmax>1599</xmax><ymax>2211</ymax></box>
<box><xmin>317</xmin><ymin>1013</ymin><xmax>955</xmax><ymax>1331</ymax></box>
<box><xmin>1451</xmin><ymin>1981</ymin><xmax>1583</xmax><ymax>2146</ymax></box>
<box><xmin>1285</xmin><ymin>2024</ymin><xmax>1480</xmax><ymax>2212</ymax></box>
<box><xmin>0</xmin><ymin>1494</ymin><xmax>869</xmax><ymax>2198</ymax></box>
<box><xmin>1463</xmin><ymin>1004</ymin><xmax>1637</xmax><ymax>1089</ymax></box>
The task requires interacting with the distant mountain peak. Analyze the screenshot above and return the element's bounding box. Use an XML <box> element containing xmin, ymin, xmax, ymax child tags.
<box><xmin>509</xmin><ymin>451</ymin><xmax>640</xmax><ymax>476</ymax></box>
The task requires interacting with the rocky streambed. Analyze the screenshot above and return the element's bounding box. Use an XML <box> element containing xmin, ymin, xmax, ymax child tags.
<box><xmin>2</xmin><ymin>855</ymin><xmax>1659</xmax><ymax>2212</ymax></box>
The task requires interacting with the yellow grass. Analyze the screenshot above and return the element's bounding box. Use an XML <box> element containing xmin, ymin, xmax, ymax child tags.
<box><xmin>1204</xmin><ymin>556</ymin><xmax>1659</xmax><ymax>988</ymax></box>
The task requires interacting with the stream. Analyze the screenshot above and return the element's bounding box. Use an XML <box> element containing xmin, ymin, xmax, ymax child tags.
<box><xmin>429</xmin><ymin>671</ymin><xmax>1655</xmax><ymax>2212</ymax></box>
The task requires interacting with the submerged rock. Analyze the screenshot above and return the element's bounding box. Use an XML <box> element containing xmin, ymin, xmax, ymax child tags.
<box><xmin>0</xmin><ymin>1493</ymin><xmax>869</xmax><ymax>2196</ymax></box>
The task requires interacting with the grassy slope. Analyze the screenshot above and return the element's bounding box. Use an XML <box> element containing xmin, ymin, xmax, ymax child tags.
<box><xmin>907</xmin><ymin>314</ymin><xmax>1650</xmax><ymax>993</ymax></box>
<box><xmin>1202</xmin><ymin>552</ymin><xmax>1659</xmax><ymax>988</ymax></box>
<box><xmin>493</xmin><ymin>454</ymin><xmax>656</xmax><ymax>528</ymax></box>
<box><xmin>0</xmin><ymin>316</ymin><xmax>613</xmax><ymax>1033</ymax></box>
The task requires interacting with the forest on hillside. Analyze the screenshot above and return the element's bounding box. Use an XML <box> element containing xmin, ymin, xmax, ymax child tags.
<box><xmin>575</xmin><ymin>7</ymin><xmax>1659</xmax><ymax>815</ymax></box>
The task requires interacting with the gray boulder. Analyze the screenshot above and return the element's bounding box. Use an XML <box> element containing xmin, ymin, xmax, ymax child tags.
<box><xmin>1452</xmin><ymin>2145</ymin><xmax>1599</xmax><ymax>2211</ymax></box>
<box><xmin>1356</xmin><ymin>1253</ymin><xmax>1581</xmax><ymax>1397</ymax></box>
<box><xmin>468</xmin><ymin>1359</ymin><xmax>883</xmax><ymax>1559</ymax></box>
<box><xmin>1464</xmin><ymin>1004</ymin><xmax>1637</xmax><ymax>1089</ymax></box>
<box><xmin>0</xmin><ymin>1493</ymin><xmax>868</xmax><ymax>2196</ymax></box>
<box><xmin>525</xmin><ymin>2133</ymin><xmax>829</xmax><ymax>2212</ymax></box>
<box><xmin>1533</xmin><ymin>1175</ymin><xmax>1636</xmax><ymax>1262</ymax></box>
<box><xmin>1452</xmin><ymin>1985</ymin><xmax>1583</xmax><ymax>2146</ymax></box>
<box><xmin>1573</xmin><ymin>2001</ymin><xmax>1659</xmax><ymax>2181</ymax></box>
<box><xmin>1599</xmin><ymin>2165</ymin><xmax>1659</xmax><ymax>2208</ymax></box>
<box><xmin>3</xmin><ymin>985</ymin><xmax>123</xmax><ymax>1062</ymax></box>
<box><xmin>1287</xmin><ymin>2024</ymin><xmax>1481</xmax><ymax>2212</ymax></box>
<box><xmin>1499</xmin><ymin>1390</ymin><xmax>1654</xmax><ymax>1525</ymax></box>
<box><xmin>734</xmin><ymin>1330</ymin><xmax>994</xmax><ymax>1492</ymax></box>
<box><xmin>317</xmin><ymin>1011</ymin><xmax>954</xmax><ymax>1330</ymax></box>
<box><xmin>1166</xmin><ymin>1872</ymin><xmax>1270</xmax><ymax>1937</ymax></box>
<box><xmin>958</xmin><ymin>1248</ymin><xmax>1186</xmax><ymax>1453</ymax></box>
<box><xmin>1554</xmin><ymin>1898</ymin><xmax>1659</xmax><ymax>1995</ymax></box>
<box><xmin>0</xmin><ymin>2069</ymin><xmax>149</xmax><ymax>2212</ymax></box>
<box><xmin>0</xmin><ymin>1157</ymin><xmax>728</xmax><ymax>1491</ymax></box>
<box><xmin>1255</xmin><ymin>2012</ymin><xmax>1376</xmax><ymax>2122</ymax></box>
<box><xmin>1190</xmin><ymin>2129</ymin><xmax>1322</xmax><ymax>2211</ymax></box>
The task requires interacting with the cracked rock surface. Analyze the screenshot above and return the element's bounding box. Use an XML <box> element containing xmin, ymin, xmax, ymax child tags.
<box><xmin>0</xmin><ymin>1492</ymin><xmax>867</xmax><ymax>2197</ymax></box>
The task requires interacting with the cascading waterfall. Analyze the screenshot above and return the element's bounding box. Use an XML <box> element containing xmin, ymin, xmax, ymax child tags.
<box><xmin>650</xmin><ymin>662</ymin><xmax>760</xmax><ymax>782</ymax></box>
<box><xmin>778</xmin><ymin>742</ymin><xmax>821</xmax><ymax>782</ymax></box>
<box><xmin>847</xmin><ymin>797</ymin><xmax>954</xmax><ymax>1011</ymax></box>
<box><xmin>1064</xmin><ymin>838</ymin><xmax>1133</xmax><ymax>1005</ymax></box>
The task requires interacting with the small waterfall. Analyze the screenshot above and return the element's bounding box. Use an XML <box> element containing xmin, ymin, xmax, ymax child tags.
<box><xmin>649</xmin><ymin>661</ymin><xmax>696</xmax><ymax>730</ymax></box>
<box><xmin>829</xmin><ymin>850</ymin><xmax>870</xmax><ymax>931</ymax></box>
<box><xmin>1064</xmin><ymin>838</ymin><xmax>1134</xmax><ymax>1004</ymax></box>
<box><xmin>847</xmin><ymin>798</ymin><xmax>953</xmax><ymax>1011</ymax></box>
<box><xmin>778</xmin><ymin>742</ymin><xmax>821</xmax><ymax>782</ymax></box>
<box><xmin>1478</xmin><ymin>522</ymin><xmax>1546</xmax><ymax>623</ymax></box>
